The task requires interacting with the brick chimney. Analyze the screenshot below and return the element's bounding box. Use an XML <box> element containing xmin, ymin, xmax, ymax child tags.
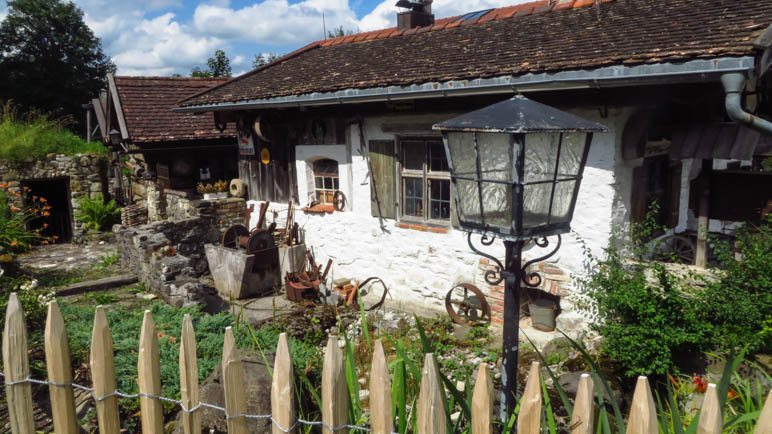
<box><xmin>396</xmin><ymin>0</ymin><xmax>434</xmax><ymax>30</ymax></box>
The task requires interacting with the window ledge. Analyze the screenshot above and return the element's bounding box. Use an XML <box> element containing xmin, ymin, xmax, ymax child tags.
<box><xmin>396</xmin><ymin>221</ymin><xmax>450</xmax><ymax>234</ymax></box>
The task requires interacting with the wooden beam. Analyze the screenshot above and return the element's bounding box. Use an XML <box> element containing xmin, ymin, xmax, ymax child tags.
<box><xmin>107</xmin><ymin>73</ymin><xmax>130</xmax><ymax>140</ymax></box>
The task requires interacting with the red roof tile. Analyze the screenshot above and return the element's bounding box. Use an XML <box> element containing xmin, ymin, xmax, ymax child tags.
<box><xmin>115</xmin><ymin>77</ymin><xmax>236</xmax><ymax>144</ymax></box>
<box><xmin>179</xmin><ymin>0</ymin><xmax>772</xmax><ymax>108</ymax></box>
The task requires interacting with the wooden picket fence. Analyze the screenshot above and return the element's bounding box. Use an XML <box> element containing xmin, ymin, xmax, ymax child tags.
<box><xmin>2</xmin><ymin>292</ymin><xmax>772</xmax><ymax>434</ymax></box>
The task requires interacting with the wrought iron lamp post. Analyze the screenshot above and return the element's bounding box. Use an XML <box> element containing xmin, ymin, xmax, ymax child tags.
<box><xmin>433</xmin><ymin>95</ymin><xmax>607</xmax><ymax>423</ymax></box>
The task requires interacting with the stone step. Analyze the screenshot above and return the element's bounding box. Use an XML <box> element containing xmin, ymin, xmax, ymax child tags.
<box><xmin>55</xmin><ymin>274</ymin><xmax>138</xmax><ymax>296</ymax></box>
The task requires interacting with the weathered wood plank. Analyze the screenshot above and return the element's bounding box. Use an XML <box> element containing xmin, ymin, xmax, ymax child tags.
<box><xmin>44</xmin><ymin>301</ymin><xmax>78</xmax><ymax>433</ymax></box>
<box><xmin>417</xmin><ymin>353</ymin><xmax>446</xmax><ymax>434</ymax></box>
<box><xmin>55</xmin><ymin>274</ymin><xmax>137</xmax><ymax>297</ymax></box>
<box><xmin>179</xmin><ymin>314</ymin><xmax>201</xmax><ymax>434</ymax></box>
<box><xmin>138</xmin><ymin>310</ymin><xmax>163</xmax><ymax>433</ymax></box>
<box><xmin>368</xmin><ymin>140</ymin><xmax>397</xmax><ymax>220</ymax></box>
<box><xmin>471</xmin><ymin>363</ymin><xmax>493</xmax><ymax>434</ymax></box>
<box><xmin>90</xmin><ymin>306</ymin><xmax>121</xmax><ymax>434</ymax></box>
<box><xmin>222</xmin><ymin>326</ymin><xmax>248</xmax><ymax>434</ymax></box>
<box><xmin>626</xmin><ymin>376</ymin><xmax>657</xmax><ymax>434</ymax></box>
<box><xmin>755</xmin><ymin>390</ymin><xmax>772</xmax><ymax>434</ymax></box>
<box><xmin>517</xmin><ymin>361</ymin><xmax>542</xmax><ymax>434</ymax></box>
<box><xmin>570</xmin><ymin>373</ymin><xmax>594</xmax><ymax>434</ymax></box>
<box><xmin>370</xmin><ymin>340</ymin><xmax>392</xmax><ymax>434</ymax></box>
<box><xmin>322</xmin><ymin>335</ymin><xmax>349</xmax><ymax>434</ymax></box>
<box><xmin>697</xmin><ymin>383</ymin><xmax>722</xmax><ymax>434</ymax></box>
<box><xmin>2</xmin><ymin>293</ymin><xmax>35</xmax><ymax>434</ymax></box>
<box><xmin>272</xmin><ymin>333</ymin><xmax>295</xmax><ymax>434</ymax></box>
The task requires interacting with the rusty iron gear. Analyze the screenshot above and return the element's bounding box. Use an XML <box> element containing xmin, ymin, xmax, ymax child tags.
<box><xmin>445</xmin><ymin>283</ymin><xmax>491</xmax><ymax>325</ymax></box>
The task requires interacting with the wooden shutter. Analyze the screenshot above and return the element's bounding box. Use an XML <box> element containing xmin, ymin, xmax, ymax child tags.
<box><xmin>368</xmin><ymin>140</ymin><xmax>397</xmax><ymax>219</ymax></box>
<box><xmin>666</xmin><ymin>161</ymin><xmax>682</xmax><ymax>228</ymax></box>
<box><xmin>630</xmin><ymin>165</ymin><xmax>648</xmax><ymax>223</ymax></box>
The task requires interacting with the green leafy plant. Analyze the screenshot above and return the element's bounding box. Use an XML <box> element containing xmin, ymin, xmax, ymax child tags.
<box><xmin>76</xmin><ymin>194</ymin><xmax>121</xmax><ymax>231</ymax></box>
<box><xmin>95</xmin><ymin>252</ymin><xmax>120</xmax><ymax>269</ymax></box>
<box><xmin>0</xmin><ymin>182</ymin><xmax>51</xmax><ymax>253</ymax></box>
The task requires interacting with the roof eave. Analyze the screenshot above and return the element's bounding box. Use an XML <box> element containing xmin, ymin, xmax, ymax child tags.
<box><xmin>174</xmin><ymin>56</ymin><xmax>755</xmax><ymax>113</ymax></box>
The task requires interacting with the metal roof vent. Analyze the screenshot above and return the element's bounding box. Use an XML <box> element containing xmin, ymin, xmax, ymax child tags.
<box><xmin>396</xmin><ymin>0</ymin><xmax>434</xmax><ymax>30</ymax></box>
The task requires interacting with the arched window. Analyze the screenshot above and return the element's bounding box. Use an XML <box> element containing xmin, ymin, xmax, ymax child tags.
<box><xmin>313</xmin><ymin>159</ymin><xmax>339</xmax><ymax>204</ymax></box>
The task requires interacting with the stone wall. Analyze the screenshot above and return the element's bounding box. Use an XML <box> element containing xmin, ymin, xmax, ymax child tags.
<box><xmin>0</xmin><ymin>153</ymin><xmax>110</xmax><ymax>241</ymax></box>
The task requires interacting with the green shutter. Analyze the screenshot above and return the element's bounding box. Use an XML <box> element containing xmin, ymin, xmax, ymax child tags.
<box><xmin>368</xmin><ymin>140</ymin><xmax>397</xmax><ymax>219</ymax></box>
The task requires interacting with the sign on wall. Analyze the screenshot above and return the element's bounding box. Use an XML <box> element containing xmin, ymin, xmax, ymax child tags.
<box><xmin>238</xmin><ymin>130</ymin><xmax>255</xmax><ymax>156</ymax></box>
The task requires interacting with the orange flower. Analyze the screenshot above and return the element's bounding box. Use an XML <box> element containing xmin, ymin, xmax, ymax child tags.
<box><xmin>39</xmin><ymin>197</ymin><xmax>47</xmax><ymax>203</ymax></box>
<box><xmin>0</xmin><ymin>182</ymin><xmax>7</xmax><ymax>189</ymax></box>
<box><xmin>727</xmin><ymin>389</ymin><xmax>738</xmax><ymax>400</ymax></box>
<box><xmin>10</xmin><ymin>241</ymin><xmax>18</xmax><ymax>247</ymax></box>
<box><xmin>157</xmin><ymin>332</ymin><xmax>166</xmax><ymax>339</ymax></box>
<box><xmin>169</xmin><ymin>336</ymin><xmax>177</xmax><ymax>344</ymax></box>
<box><xmin>42</xmin><ymin>223</ymin><xmax>48</xmax><ymax>228</ymax></box>
<box><xmin>692</xmin><ymin>376</ymin><xmax>708</xmax><ymax>394</ymax></box>
<box><xmin>9</xmin><ymin>205</ymin><xmax>20</xmax><ymax>212</ymax></box>
<box><xmin>42</xmin><ymin>211</ymin><xmax>50</xmax><ymax>217</ymax></box>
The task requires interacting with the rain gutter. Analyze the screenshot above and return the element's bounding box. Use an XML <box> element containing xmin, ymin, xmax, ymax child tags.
<box><xmin>174</xmin><ymin>57</ymin><xmax>754</xmax><ymax>113</ymax></box>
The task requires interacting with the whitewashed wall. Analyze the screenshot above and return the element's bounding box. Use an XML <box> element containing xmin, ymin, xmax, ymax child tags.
<box><xmin>249</xmin><ymin>108</ymin><xmax>630</xmax><ymax>324</ymax></box>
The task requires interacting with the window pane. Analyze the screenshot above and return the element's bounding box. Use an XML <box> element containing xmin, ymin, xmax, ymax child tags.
<box><xmin>559</xmin><ymin>133</ymin><xmax>586</xmax><ymax>177</ymax></box>
<box><xmin>447</xmin><ymin>133</ymin><xmax>476</xmax><ymax>177</ymax></box>
<box><xmin>522</xmin><ymin>182</ymin><xmax>552</xmax><ymax>228</ymax></box>
<box><xmin>333</xmin><ymin>178</ymin><xmax>340</xmax><ymax>190</ymax></box>
<box><xmin>524</xmin><ymin>133</ymin><xmax>559</xmax><ymax>183</ymax></box>
<box><xmin>403</xmin><ymin>177</ymin><xmax>423</xmax><ymax>218</ymax></box>
<box><xmin>314</xmin><ymin>158</ymin><xmax>339</xmax><ymax>176</ymax></box>
<box><xmin>402</xmin><ymin>141</ymin><xmax>424</xmax><ymax>171</ymax></box>
<box><xmin>478</xmin><ymin>133</ymin><xmax>514</xmax><ymax>182</ymax></box>
<box><xmin>481</xmin><ymin>182</ymin><xmax>512</xmax><ymax>230</ymax></box>
<box><xmin>550</xmin><ymin>180</ymin><xmax>577</xmax><ymax>223</ymax></box>
<box><xmin>324</xmin><ymin>177</ymin><xmax>333</xmax><ymax>189</ymax></box>
<box><xmin>315</xmin><ymin>177</ymin><xmax>323</xmax><ymax>188</ymax></box>
<box><xmin>428</xmin><ymin>141</ymin><xmax>449</xmax><ymax>172</ymax></box>
<box><xmin>455</xmin><ymin>179</ymin><xmax>481</xmax><ymax>224</ymax></box>
<box><xmin>430</xmin><ymin>179</ymin><xmax>451</xmax><ymax>220</ymax></box>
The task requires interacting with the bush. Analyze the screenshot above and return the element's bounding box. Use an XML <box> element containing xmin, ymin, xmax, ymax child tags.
<box><xmin>0</xmin><ymin>103</ymin><xmax>105</xmax><ymax>163</ymax></box>
<box><xmin>700</xmin><ymin>217</ymin><xmax>772</xmax><ymax>354</ymax></box>
<box><xmin>0</xmin><ymin>182</ymin><xmax>51</xmax><ymax>253</ymax></box>
<box><xmin>75</xmin><ymin>194</ymin><xmax>121</xmax><ymax>231</ymax></box>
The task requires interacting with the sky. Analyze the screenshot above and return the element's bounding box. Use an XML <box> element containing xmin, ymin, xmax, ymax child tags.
<box><xmin>1</xmin><ymin>0</ymin><xmax>527</xmax><ymax>76</ymax></box>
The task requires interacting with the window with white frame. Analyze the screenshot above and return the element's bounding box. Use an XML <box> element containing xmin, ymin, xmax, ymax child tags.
<box><xmin>313</xmin><ymin>159</ymin><xmax>339</xmax><ymax>204</ymax></box>
<box><xmin>400</xmin><ymin>138</ymin><xmax>451</xmax><ymax>223</ymax></box>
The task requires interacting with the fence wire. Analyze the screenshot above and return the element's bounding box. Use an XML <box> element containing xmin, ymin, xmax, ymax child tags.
<box><xmin>0</xmin><ymin>372</ymin><xmax>387</xmax><ymax>433</ymax></box>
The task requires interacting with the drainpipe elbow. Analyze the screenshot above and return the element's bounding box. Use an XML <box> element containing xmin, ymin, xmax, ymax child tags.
<box><xmin>721</xmin><ymin>73</ymin><xmax>772</xmax><ymax>135</ymax></box>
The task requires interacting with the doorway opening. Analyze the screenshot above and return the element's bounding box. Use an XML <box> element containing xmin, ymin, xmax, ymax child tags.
<box><xmin>21</xmin><ymin>177</ymin><xmax>72</xmax><ymax>243</ymax></box>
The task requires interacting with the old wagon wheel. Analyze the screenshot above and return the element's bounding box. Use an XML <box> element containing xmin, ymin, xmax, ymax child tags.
<box><xmin>222</xmin><ymin>224</ymin><xmax>249</xmax><ymax>249</ymax></box>
<box><xmin>245</xmin><ymin>230</ymin><xmax>275</xmax><ymax>254</ymax></box>
<box><xmin>655</xmin><ymin>235</ymin><xmax>695</xmax><ymax>264</ymax></box>
<box><xmin>358</xmin><ymin>277</ymin><xmax>389</xmax><ymax>311</ymax></box>
<box><xmin>333</xmin><ymin>190</ymin><xmax>347</xmax><ymax>212</ymax></box>
<box><xmin>445</xmin><ymin>283</ymin><xmax>491</xmax><ymax>325</ymax></box>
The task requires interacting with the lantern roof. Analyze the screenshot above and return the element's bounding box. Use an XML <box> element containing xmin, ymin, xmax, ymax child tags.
<box><xmin>433</xmin><ymin>95</ymin><xmax>608</xmax><ymax>134</ymax></box>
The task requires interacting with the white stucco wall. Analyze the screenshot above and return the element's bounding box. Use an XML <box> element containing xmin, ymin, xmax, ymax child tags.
<box><xmin>248</xmin><ymin>109</ymin><xmax>629</xmax><ymax>325</ymax></box>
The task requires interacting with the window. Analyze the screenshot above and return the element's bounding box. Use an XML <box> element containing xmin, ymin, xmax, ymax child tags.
<box><xmin>313</xmin><ymin>159</ymin><xmax>339</xmax><ymax>204</ymax></box>
<box><xmin>400</xmin><ymin>139</ymin><xmax>451</xmax><ymax>223</ymax></box>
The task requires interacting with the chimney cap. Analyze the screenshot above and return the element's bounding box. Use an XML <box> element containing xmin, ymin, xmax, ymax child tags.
<box><xmin>396</xmin><ymin>0</ymin><xmax>426</xmax><ymax>11</ymax></box>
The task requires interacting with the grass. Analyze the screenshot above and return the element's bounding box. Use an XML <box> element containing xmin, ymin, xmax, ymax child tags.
<box><xmin>0</xmin><ymin>103</ymin><xmax>105</xmax><ymax>164</ymax></box>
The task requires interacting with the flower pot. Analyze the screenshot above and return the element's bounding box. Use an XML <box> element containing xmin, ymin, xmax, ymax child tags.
<box><xmin>203</xmin><ymin>192</ymin><xmax>228</xmax><ymax>200</ymax></box>
<box><xmin>529</xmin><ymin>299</ymin><xmax>557</xmax><ymax>332</ymax></box>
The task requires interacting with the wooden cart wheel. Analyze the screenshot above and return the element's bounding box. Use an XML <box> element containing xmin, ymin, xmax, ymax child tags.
<box><xmin>245</xmin><ymin>230</ymin><xmax>275</xmax><ymax>254</ymax></box>
<box><xmin>655</xmin><ymin>235</ymin><xmax>695</xmax><ymax>264</ymax></box>
<box><xmin>222</xmin><ymin>224</ymin><xmax>248</xmax><ymax>248</ymax></box>
<box><xmin>358</xmin><ymin>277</ymin><xmax>389</xmax><ymax>311</ymax></box>
<box><xmin>445</xmin><ymin>283</ymin><xmax>491</xmax><ymax>325</ymax></box>
<box><xmin>333</xmin><ymin>190</ymin><xmax>347</xmax><ymax>212</ymax></box>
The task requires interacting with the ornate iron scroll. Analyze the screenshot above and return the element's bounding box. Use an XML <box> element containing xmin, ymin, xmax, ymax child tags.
<box><xmin>467</xmin><ymin>232</ymin><xmax>505</xmax><ymax>285</ymax></box>
<box><xmin>520</xmin><ymin>234</ymin><xmax>562</xmax><ymax>288</ymax></box>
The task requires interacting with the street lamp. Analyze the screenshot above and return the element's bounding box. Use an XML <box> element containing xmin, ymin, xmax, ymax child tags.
<box><xmin>433</xmin><ymin>95</ymin><xmax>607</xmax><ymax>421</ymax></box>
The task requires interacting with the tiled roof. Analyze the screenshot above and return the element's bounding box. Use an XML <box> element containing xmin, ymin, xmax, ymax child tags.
<box><xmin>115</xmin><ymin>76</ymin><xmax>237</xmax><ymax>143</ymax></box>
<box><xmin>179</xmin><ymin>0</ymin><xmax>772</xmax><ymax>108</ymax></box>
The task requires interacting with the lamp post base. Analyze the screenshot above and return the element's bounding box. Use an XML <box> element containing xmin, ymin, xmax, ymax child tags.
<box><xmin>500</xmin><ymin>240</ymin><xmax>524</xmax><ymax>427</ymax></box>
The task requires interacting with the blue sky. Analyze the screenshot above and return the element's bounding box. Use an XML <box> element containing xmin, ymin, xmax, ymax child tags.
<box><xmin>2</xmin><ymin>0</ymin><xmax>526</xmax><ymax>76</ymax></box>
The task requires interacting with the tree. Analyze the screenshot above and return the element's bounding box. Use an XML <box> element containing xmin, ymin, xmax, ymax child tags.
<box><xmin>327</xmin><ymin>26</ymin><xmax>355</xmax><ymax>39</ymax></box>
<box><xmin>191</xmin><ymin>49</ymin><xmax>231</xmax><ymax>78</ymax></box>
<box><xmin>252</xmin><ymin>53</ymin><xmax>281</xmax><ymax>69</ymax></box>
<box><xmin>0</xmin><ymin>0</ymin><xmax>114</xmax><ymax>128</ymax></box>
<box><xmin>190</xmin><ymin>67</ymin><xmax>212</xmax><ymax>78</ymax></box>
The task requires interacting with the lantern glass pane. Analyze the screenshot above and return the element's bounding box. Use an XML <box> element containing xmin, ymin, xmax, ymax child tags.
<box><xmin>522</xmin><ymin>182</ymin><xmax>552</xmax><ymax>228</ymax></box>
<box><xmin>524</xmin><ymin>133</ymin><xmax>559</xmax><ymax>183</ymax></box>
<box><xmin>455</xmin><ymin>179</ymin><xmax>482</xmax><ymax>224</ymax></box>
<box><xmin>550</xmin><ymin>180</ymin><xmax>577</xmax><ymax>223</ymax></box>
<box><xmin>447</xmin><ymin>132</ymin><xmax>476</xmax><ymax>177</ymax></box>
<box><xmin>558</xmin><ymin>133</ymin><xmax>586</xmax><ymax>177</ymax></box>
<box><xmin>481</xmin><ymin>182</ymin><xmax>513</xmax><ymax>230</ymax></box>
<box><xmin>477</xmin><ymin>132</ymin><xmax>513</xmax><ymax>182</ymax></box>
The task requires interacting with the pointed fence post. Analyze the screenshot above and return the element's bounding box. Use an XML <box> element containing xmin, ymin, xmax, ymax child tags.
<box><xmin>626</xmin><ymin>376</ymin><xmax>657</xmax><ymax>434</ymax></box>
<box><xmin>2</xmin><ymin>293</ymin><xmax>34</xmax><ymax>434</ymax></box>
<box><xmin>179</xmin><ymin>314</ymin><xmax>201</xmax><ymax>434</ymax></box>
<box><xmin>90</xmin><ymin>306</ymin><xmax>120</xmax><ymax>434</ymax></box>
<box><xmin>416</xmin><ymin>353</ymin><xmax>446</xmax><ymax>434</ymax></box>
<box><xmin>44</xmin><ymin>301</ymin><xmax>78</xmax><ymax>433</ymax></box>
<box><xmin>272</xmin><ymin>333</ymin><xmax>295</xmax><ymax>434</ymax></box>
<box><xmin>570</xmin><ymin>373</ymin><xmax>594</xmax><ymax>434</ymax></box>
<box><xmin>471</xmin><ymin>363</ymin><xmax>493</xmax><ymax>434</ymax></box>
<box><xmin>322</xmin><ymin>334</ymin><xmax>349</xmax><ymax>434</ymax></box>
<box><xmin>754</xmin><ymin>390</ymin><xmax>772</xmax><ymax>434</ymax></box>
<box><xmin>222</xmin><ymin>326</ymin><xmax>248</xmax><ymax>434</ymax></box>
<box><xmin>517</xmin><ymin>361</ymin><xmax>542</xmax><ymax>434</ymax></box>
<box><xmin>697</xmin><ymin>383</ymin><xmax>722</xmax><ymax>434</ymax></box>
<box><xmin>370</xmin><ymin>339</ymin><xmax>392</xmax><ymax>434</ymax></box>
<box><xmin>138</xmin><ymin>310</ymin><xmax>163</xmax><ymax>433</ymax></box>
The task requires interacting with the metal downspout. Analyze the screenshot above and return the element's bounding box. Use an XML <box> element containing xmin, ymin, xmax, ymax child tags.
<box><xmin>721</xmin><ymin>73</ymin><xmax>772</xmax><ymax>135</ymax></box>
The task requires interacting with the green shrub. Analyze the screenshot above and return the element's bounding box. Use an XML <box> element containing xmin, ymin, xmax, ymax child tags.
<box><xmin>0</xmin><ymin>183</ymin><xmax>50</xmax><ymax>253</ymax></box>
<box><xmin>0</xmin><ymin>103</ymin><xmax>105</xmax><ymax>163</ymax></box>
<box><xmin>76</xmin><ymin>194</ymin><xmax>121</xmax><ymax>231</ymax></box>
<box><xmin>700</xmin><ymin>217</ymin><xmax>772</xmax><ymax>354</ymax></box>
